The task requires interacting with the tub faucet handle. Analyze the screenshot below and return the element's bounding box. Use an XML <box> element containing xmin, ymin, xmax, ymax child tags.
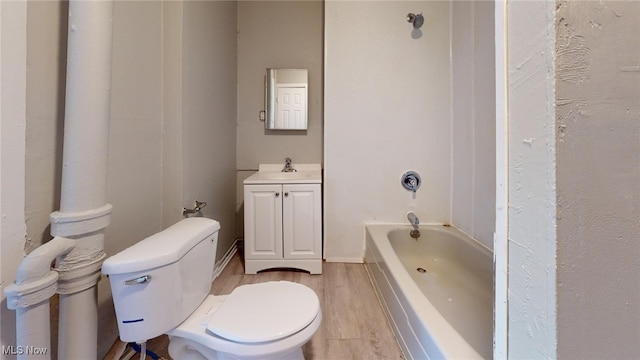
<box><xmin>401</xmin><ymin>171</ymin><xmax>421</xmax><ymax>194</ymax></box>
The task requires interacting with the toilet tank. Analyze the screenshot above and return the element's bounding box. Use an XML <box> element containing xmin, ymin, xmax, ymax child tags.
<box><xmin>102</xmin><ymin>217</ymin><xmax>220</xmax><ymax>343</ymax></box>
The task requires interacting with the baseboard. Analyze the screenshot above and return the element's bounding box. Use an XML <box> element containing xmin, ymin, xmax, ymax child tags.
<box><xmin>324</xmin><ymin>257</ymin><xmax>364</xmax><ymax>264</ymax></box>
<box><xmin>213</xmin><ymin>239</ymin><xmax>239</xmax><ymax>280</ymax></box>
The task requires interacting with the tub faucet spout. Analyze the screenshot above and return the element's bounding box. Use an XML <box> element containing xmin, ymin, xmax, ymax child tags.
<box><xmin>407</xmin><ymin>212</ymin><xmax>421</xmax><ymax>239</ymax></box>
<box><xmin>407</xmin><ymin>212</ymin><xmax>419</xmax><ymax>230</ymax></box>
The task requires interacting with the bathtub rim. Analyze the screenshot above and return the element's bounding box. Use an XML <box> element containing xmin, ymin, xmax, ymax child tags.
<box><xmin>365</xmin><ymin>222</ymin><xmax>488</xmax><ymax>359</ymax></box>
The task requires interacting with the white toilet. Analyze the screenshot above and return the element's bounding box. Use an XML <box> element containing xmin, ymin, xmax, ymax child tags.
<box><xmin>102</xmin><ymin>217</ymin><xmax>322</xmax><ymax>360</ymax></box>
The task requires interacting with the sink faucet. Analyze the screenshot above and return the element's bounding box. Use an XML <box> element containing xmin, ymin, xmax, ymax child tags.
<box><xmin>407</xmin><ymin>212</ymin><xmax>421</xmax><ymax>239</ymax></box>
<box><xmin>282</xmin><ymin>157</ymin><xmax>297</xmax><ymax>172</ymax></box>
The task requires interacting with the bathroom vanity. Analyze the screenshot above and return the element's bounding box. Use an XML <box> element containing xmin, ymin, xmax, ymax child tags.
<box><xmin>243</xmin><ymin>164</ymin><xmax>322</xmax><ymax>274</ymax></box>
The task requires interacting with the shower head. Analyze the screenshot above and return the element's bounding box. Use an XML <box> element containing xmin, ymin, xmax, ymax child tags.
<box><xmin>406</xmin><ymin>13</ymin><xmax>424</xmax><ymax>29</ymax></box>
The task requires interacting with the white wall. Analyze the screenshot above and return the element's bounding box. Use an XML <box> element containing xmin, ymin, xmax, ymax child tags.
<box><xmin>505</xmin><ymin>2</ymin><xmax>640</xmax><ymax>357</ymax></box>
<box><xmin>19</xmin><ymin>15</ymin><xmax>71</xmax><ymax>355</ymax></box>
<box><xmin>181</xmin><ymin>0</ymin><xmax>238</xmax><ymax>259</ymax></box>
<box><xmin>4</xmin><ymin>1</ymin><xmax>238</xmax><ymax>357</ymax></box>
<box><xmin>451</xmin><ymin>1</ymin><xmax>495</xmax><ymax>250</ymax></box>
<box><xmin>506</xmin><ymin>1</ymin><xmax>558</xmax><ymax>357</ymax></box>
<box><xmin>162</xmin><ymin>1</ymin><xmax>184</xmax><ymax>229</ymax></box>
<box><xmin>24</xmin><ymin>0</ymin><xmax>66</xmax><ymax>254</ymax></box>
<box><xmin>324</xmin><ymin>1</ymin><xmax>452</xmax><ymax>261</ymax></box>
<box><xmin>0</xmin><ymin>1</ymin><xmax>27</xmax><ymax>355</ymax></box>
<box><xmin>236</xmin><ymin>1</ymin><xmax>323</xmax><ymax>237</ymax></box>
<box><xmin>22</xmin><ymin>3</ymin><xmax>150</xmax><ymax>353</ymax></box>
<box><xmin>104</xmin><ymin>1</ymin><xmax>238</xmax><ymax>355</ymax></box>
<box><xmin>555</xmin><ymin>1</ymin><xmax>640</xmax><ymax>358</ymax></box>
<box><xmin>103</xmin><ymin>1</ymin><xmax>166</xmax><ymax>356</ymax></box>
<box><xmin>236</xmin><ymin>1</ymin><xmax>323</xmax><ymax>170</ymax></box>
<box><xmin>106</xmin><ymin>0</ymin><xmax>164</xmax><ymax>267</ymax></box>
<box><xmin>493</xmin><ymin>2</ymin><xmax>508</xmax><ymax>356</ymax></box>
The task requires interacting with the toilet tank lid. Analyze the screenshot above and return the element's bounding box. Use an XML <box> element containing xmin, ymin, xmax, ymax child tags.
<box><xmin>102</xmin><ymin>217</ymin><xmax>220</xmax><ymax>275</ymax></box>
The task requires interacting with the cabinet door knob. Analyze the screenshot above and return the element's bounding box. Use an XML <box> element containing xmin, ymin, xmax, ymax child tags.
<box><xmin>275</xmin><ymin>192</ymin><xmax>280</xmax><ymax>197</ymax></box>
<box><xmin>284</xmin><ymin>192</ymin><xmax>289</xmax><ymax>197</ymax></box>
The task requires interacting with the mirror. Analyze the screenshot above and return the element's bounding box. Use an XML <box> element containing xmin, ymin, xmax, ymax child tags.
<box><xmin>264</xmin><ymin>68</ymin><xmax>308</xmax><ymax>130</ymax></box>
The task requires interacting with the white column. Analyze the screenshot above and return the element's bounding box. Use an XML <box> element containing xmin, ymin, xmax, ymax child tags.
<box><xmin>51</xmin><ymin>1</ymin><xmax>114</xmax><ymax>358</ymax></box>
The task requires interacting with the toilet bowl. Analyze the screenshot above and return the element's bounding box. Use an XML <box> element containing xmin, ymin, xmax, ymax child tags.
<box><xmin>168</xmin><ymin>282</ymin><xmax>322</xmax><ymax>360</ymax></box>
<box><xmin>102</xmin><ymin>218</ymin><xmax>321</xmax><ymax>360</ymax></box>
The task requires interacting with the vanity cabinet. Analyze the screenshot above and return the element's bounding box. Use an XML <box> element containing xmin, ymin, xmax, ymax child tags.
<box><xmin>244</xmin><ymin>182</ymin><xmax>322</xmax><ymax>274</ymax></box>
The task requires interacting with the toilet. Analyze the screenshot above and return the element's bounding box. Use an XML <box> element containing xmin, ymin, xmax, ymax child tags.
<box><xmin>102</xmin><ymin>217</ymin><xmax>322</xmax><ymax>360</ymax></box>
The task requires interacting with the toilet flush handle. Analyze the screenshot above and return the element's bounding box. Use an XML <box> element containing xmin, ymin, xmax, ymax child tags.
<box><xmin>124</xmin><ymin>275</ymin><xmax>151</xmax><ymax>285</ymax></box>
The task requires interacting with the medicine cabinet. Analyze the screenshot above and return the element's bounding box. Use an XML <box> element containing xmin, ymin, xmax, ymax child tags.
<box><xmin>263</xmin><ymin>68</ymin><xmax>308</xmax><ymax>130</ymax></box>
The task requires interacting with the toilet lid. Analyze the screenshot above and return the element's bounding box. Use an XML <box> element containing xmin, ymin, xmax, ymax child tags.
<box><xmin>206</xmin><ymin>281</ymin><xmax>320</xmax><ymax>343</ymax></box>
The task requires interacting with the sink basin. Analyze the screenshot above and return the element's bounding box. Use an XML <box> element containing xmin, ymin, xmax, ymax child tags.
<box><xmin>244</xmin><ymin>164</ymin><xmax>322</xmax><ymax>185</ymax></box>
<box><xmin>259</xmin><ymin>172</ymin><xmax>314</xmax><ymax>181</ymax></box>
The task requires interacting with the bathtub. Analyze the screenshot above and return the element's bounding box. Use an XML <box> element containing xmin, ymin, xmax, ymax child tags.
<box><xmin>364</xmin><ymin>224</ymin><xmax>493</xmax><ymax>359</ymax></box>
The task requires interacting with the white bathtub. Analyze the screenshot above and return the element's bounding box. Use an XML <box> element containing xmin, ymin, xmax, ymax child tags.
<box><xmin>364</xmin><ymin>224</ymin><xmax>493</xmax><ymax>359</ymax></box>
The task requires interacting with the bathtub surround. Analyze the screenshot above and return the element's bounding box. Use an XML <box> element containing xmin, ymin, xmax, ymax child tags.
<box><xmin>325</xmin><ymin>1</ymin><xmax>452</xmax><ymax>261</ymax></box>
<box><xmin>324</xmin><ymin>1</ymin><xmax>496</xmax><ymax>260</ymax></box>
<box><xmin>451</xmin><ymin>0</ymin><xmax>496</xmax><ymax>249</ymax></box>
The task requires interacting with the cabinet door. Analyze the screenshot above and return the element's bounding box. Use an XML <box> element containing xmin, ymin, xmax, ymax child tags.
<box><xmin>244</xmin><ymin>184</ymin><xmax>283</xmax><ymax>259</ymax></box>
<box><xmin>282</xmin><ymin>184</ymin><xmax>321</xmax><ymax>259</ymax></box>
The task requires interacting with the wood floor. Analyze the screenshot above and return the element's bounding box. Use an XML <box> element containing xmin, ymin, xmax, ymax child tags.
<box><xmin>140</xmin><ymin>251</ymin><xmax>404</xmax><ymax>360</ymax></box>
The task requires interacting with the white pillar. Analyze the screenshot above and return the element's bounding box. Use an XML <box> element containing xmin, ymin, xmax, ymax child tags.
<box><xmin>51</xmin><ymin>1</ymin><xmax>114</xmax><ymax>358</ymax></box>
<box><xmin>4</xmin><ymin>1</ymin><xmax>114</xmax><ymax>358</ymax></box>
<box><xmin>58</xmin><ymin>0</ymin><xmax>113</xmax><ymax>213</ymax></box>
<box><xmin>58</xmin><ymin>287</ymin><xmax>99</xmax><ymax>358</ymax></box>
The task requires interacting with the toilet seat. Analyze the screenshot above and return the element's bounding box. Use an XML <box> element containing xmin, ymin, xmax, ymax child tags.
<box><xmin>206</xmin><ymin>281</ymin><xmax>320</xmax><ymax>343</ymax></box>
<box><xmin>167</xmin><ymin>281</ymin><xmax>322</xmax><ymax>359</ymax></box>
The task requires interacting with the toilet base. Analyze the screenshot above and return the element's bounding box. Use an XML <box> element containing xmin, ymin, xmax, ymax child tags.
<box><xmin>169</xmin><ymin>337</ymin><xmax>304</xmax><ymax>360</ymax></box>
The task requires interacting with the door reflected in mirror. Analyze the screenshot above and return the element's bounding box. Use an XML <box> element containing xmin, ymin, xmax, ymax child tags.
<box><xmin>265</xmin><ymin>69</ymin><xmax>308</xmax><ymax>130</ymax></box>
